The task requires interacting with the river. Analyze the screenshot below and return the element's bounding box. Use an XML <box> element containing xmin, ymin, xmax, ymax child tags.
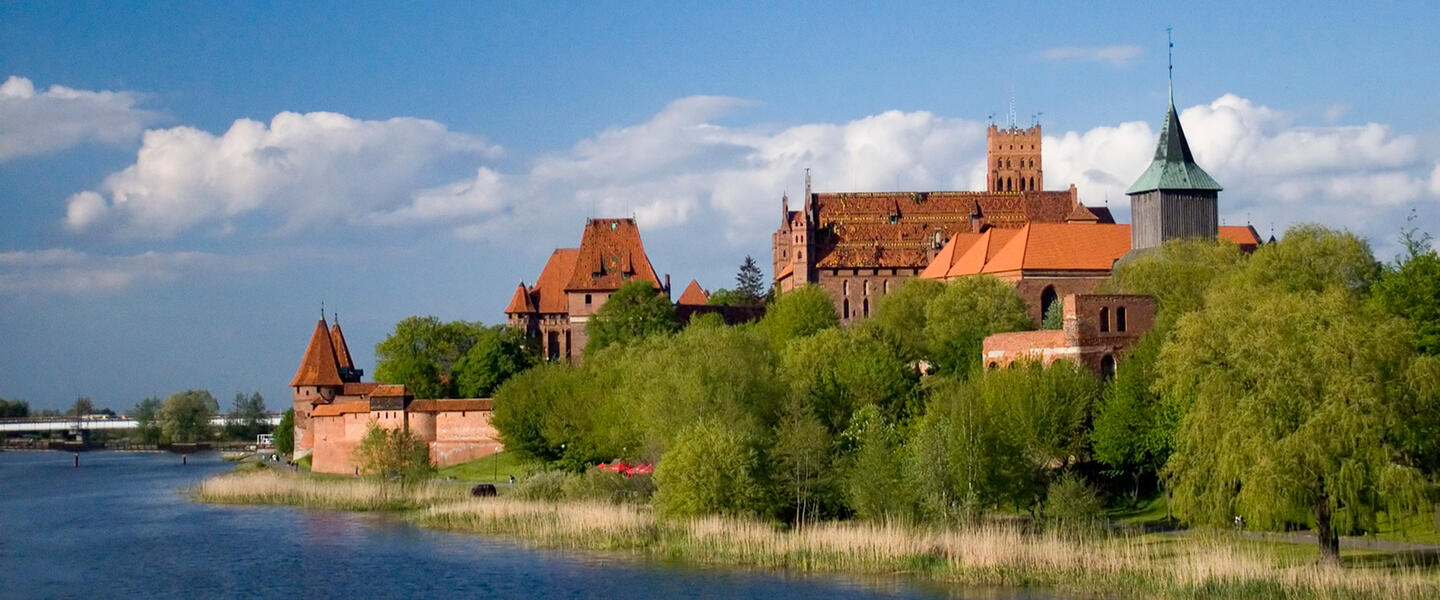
<box><xmin>0</xmin><ymin>451</ymin><xmax>1068</xmax><ymax>599</ymax></box>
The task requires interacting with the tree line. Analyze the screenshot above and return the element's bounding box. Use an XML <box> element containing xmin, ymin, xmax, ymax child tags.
<box><xmin>477</xmin><ymin>224</ymin><xmax>1440</xmax><ymax>565</ymax></box>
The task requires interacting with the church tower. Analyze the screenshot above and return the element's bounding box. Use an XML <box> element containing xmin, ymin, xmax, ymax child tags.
<box><xmin>987</xmin><ymin>124</ymin><xmax>1043</xmax><ymax>192</ymax></box>
<box><xmin>1126</xmin><ymin>36</ymin><xmax>1222</xmax><ymax>252</ymax></box>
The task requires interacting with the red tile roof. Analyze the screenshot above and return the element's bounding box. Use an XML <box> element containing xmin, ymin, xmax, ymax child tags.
<box><xmin>531</xmin><ymin>248</ymin><xmax>580</xmax><ymax>314</ymax></box>
<box><xmin>311</xmin><ymin>401</ymin><xmax>370</xmax><ymax>417</ymax></box>
<box><xmin>504</xmin><ymin>283</ymin><xmax>536</xmax><ymax>314</ymax></box>
<box><xmin>342</xmin><ymin>382</ymin><xmax>381</xmax><ymax>397</ymax></box>
<box><xmin>290</xmin><ymin>318</ymin><xmax>343</xmax><ymax>387</ymax></box>
<box><xmin>408</xmin><ymin>398</ymin><xmax>494</xmax><ymax>413</ymax></box>
<box><xmin>1219</xmin><ymin>225</ymin><xmax>1262</xmax><ymax>251</ymax></box>
<box><xmin>807</xmin><ymin>190</ymin><xmax>1077</xmax><ymax>269</ymax></box>
<box><xmin>677</xmin><ymin>279</ymin><xmax>708</xmax><ymax>305</ymax></box>
<box><xmin>330</xmin><ymin>322</ymin><xmax>354</xmax><ymax>371</ymax></box>
<box><xmin>368</xmin><ymin>384</ymin><xmax>408</xmax><ymax>398</ymax></box>
<box><xmin>565</xmin><ymin>218</ymin><xmax>662</xmax><ymax>291</ymax></box>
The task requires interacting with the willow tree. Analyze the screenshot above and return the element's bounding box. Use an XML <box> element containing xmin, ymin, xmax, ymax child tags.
<box><xmin>1160</xmin><ymin>279</ymin><xmax>1428</xmax><ymax>565</ymax></box>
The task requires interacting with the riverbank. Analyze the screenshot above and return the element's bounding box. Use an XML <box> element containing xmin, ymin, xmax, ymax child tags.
<box><xmin>195</xmin><ymin>469</ymin><xmax>1440</xmax><ymax>599</ymax></box>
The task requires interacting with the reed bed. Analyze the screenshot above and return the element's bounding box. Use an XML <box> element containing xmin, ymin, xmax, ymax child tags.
<box><xmin>197</xmin><ymin>469</ymin><xmax>1439</xmax><ymax>599</ymax></box>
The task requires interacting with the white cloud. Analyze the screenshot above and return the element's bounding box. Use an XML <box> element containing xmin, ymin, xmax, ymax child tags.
<box><xmin>1429</xmin><ymin>164</ymin><xmax>1440</xmax><ymax>197</ymax></box>
<box><xmin>1039</xmin><ymin>45</ymin><xmax>1143</xmax><ymax>67</ymax></box>
<box><xmin>0</xmin><ymin>249</ymin><xmax>241</xmax><ymax>295</ymax></box>
<box><xmin>0</xmin><ymin>75</ymin><xmax>158</xmax><ymax>162</ymax></box>
<box><xmin>64</xmin><ymin>111</ymin><xmax>501</xmax><ymax>237</ymax></box>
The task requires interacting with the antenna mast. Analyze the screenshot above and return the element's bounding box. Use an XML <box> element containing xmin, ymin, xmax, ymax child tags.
<box><xmin>1007</xmin><ymin>86</ymin><xmax>1017</xmax><ymax>130</ymax></box>
<box><xmin>1167</xmin><ymin>26</ymin><xmax>1175</xmax><ymax>102</ymax></box>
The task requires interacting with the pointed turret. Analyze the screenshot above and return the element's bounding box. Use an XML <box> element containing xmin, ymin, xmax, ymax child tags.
<box><xmin>677</xmin><ymin>279</ymin><xmax>708</xmax><ymax>306</ymax></box>
<box><xmin>504</xmin><ymin>283</ymin><xmax>536</xmax><ymax>314</ymax></box>
<box><xmin>1125</xmin><ymin>102</ymin><xmax>1222</xmax><ymax>195</ymax></box>
<box><xmin>330</xmin><ymin>321</ymin><xmax>353</xmax><ymax>371</ymax></box>
<box><xmin>290</xmin><ymin>317</ymin><xmax>343</xmax><ymax>387</ymax></box>
<box><xmin>1125</xmin><ymin>68</ymin><xmax>1222</xmax><ymax>253</ymax></box>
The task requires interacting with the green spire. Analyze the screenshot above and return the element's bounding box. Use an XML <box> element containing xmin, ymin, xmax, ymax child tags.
<box><xmin>1126</xmin><ymin>99</ymin><xmax>1223</xmax><ymax>194</ymax></box>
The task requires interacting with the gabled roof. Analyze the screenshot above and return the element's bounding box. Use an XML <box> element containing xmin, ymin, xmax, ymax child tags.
<box><xmin>330</xmin><ymin>322</ymin><xmax>354</xmax><ymax>371</ymax></box>
<box><xmin>504</xmin><ymin>283</ymin><xmax>536</xmax><ymax>314</ymax></box>
<box><xmin>311</xmin><ymin>401</ymin><xmax>370</xmax><ymax>417</ymax></box>
<box><xmin>1065</xmin><ymin>202</ymin><xmax>1100</xmax><ymax>223</ymax></box>
<box><xmin>921</xmin><ymin>228</ymin><xmax>1020</xmax><ymax>279</ymax></box>
<box><xmin>1218</xmin><ymin>225</ymin><xmax>1262</xmax><ymax>251</ymax></box>
<box><xmin>565</xmin><ymin>218</ymin><xmax>662</xmax><ymax>292</ymax></box>
<box><xmin>1127</xmin><ymin>102</ymin><xmax>1223</xmax><ymax>194</ymax></box>
<box><xmin>982</xmin><ymin>223</ymin><xmax>1132</xmax><ymax>273</ymax></box>
<box><xmin>532</xmin><ymin>248</ymin><xmax>580</xmax><ymax>314</ymax></box>
<box><xmin>291</xmin><ymin>318</ymin><xmax>343</xmax><ymax>387</ymax></box>
<box><xmin>677</xmin><ymin>279</ymin><xmax>708</xmax><ymax>305</ymax></box>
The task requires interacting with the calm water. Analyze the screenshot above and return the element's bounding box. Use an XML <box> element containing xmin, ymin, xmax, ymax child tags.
<box><xmin>0</xmin><ymin>452</ymin><xmax>1068</xmax><ymax>599</ymax></box>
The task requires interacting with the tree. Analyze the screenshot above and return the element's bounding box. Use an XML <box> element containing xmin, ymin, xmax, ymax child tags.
<box><xmin>771</xmin><ymin>401</ymin><xmax>834</xmax><ymax>527</ymax></box>
<box><xmin>1102</xmin><ymin>237</ymin><xmax>1245</xmax><ymax>329</ymax></box>
<box><xmin>782</xmin><ymin>326</ymin><xmax>915</xmax><ymax>432</ymax></box>
<box><xmin>452</xmin><ymin>326</ymin><xmax>536</xmax><ymax>398</ymax></box>
<box><xmin>1371</xmin><ymin>224</ymin><xmax>1440</xmax><ymax>355</ymax></box>
<box><xmin>586</xmin><ymin>281</ymin><xmax>678</xmax><ymax>354</ymax></box>
<box><xmin>842</xmin><ymin>404</ymin><xmax>910</xmax><ymax>522</ymax></box>
<box><xmin>70</xmin><ymin>396</ymin><xmax>94</xmax><ymax>417</ymax></box>
<box><xmin>132</xmin><ymin>397</ymin><xmax>162</xmax><ymax>444</ymax></box>
<box><xmin>735</xmin><ymin>255</ymin><xmax>766</xmax><ymax>303</ymax></box>
<box><xmin>872</xmin><ymin>278</ymin><xmax>946</xmax><ymax>363</ymax></box>
<box><xmin>158</xmin><ymin>390</ymin><xmax>219</xmax><ymax>443</ymax></box>
<box><xmin>225</xmin><ymin>392</ymin><xmax>269</xmax><ymax>441</ymax></box>
<box><xmin>1160</xmin><ymin>285</ymin><xmax>1428</xmax><ymax>565</ymax></box>
<box><xmin>654</xmin><ymin>419</ymin><xmax>774</xmax><ymax>519</ymax></box>
<box><xmin>374</xmin><ymin>316</ymin><xmax>490</xmax><ymax>398</ymax></box>
<box><xmin>922</xmin><ymin>276</ymin><xmax>1031</xmax><ymax>375</ymax></box>
<box><xmin>354</xmin><ymin>423</ymin><xmax>433</xmax><ymax>483</ymax></box>
<box><xmin>761</xmin><ymin>285</ymin><xmax>839</xmax><ymax>347</ymax></box>
<box><xmin>1091</xmin><ymin>332</ymin><xmax>1174</xmax><ymax>501</ymax></box>
<box><xmin>1040</xmin><ymin>299</ymin><xmax>1064</xmax><ymax>330</ymax></box>
<box><xmin>274</xmin><ymin>408</ymin><xmax>295</xmax><ymax>455</ymax></box>
<box><xmin>0</xmin><ymin>397</ymin><xmax>29</xmax><ymax>418</ymax></box>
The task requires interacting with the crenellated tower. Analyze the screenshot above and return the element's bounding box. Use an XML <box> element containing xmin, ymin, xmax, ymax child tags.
<box><xmin>988</xmin><ymin>124</ymin><xmax>1043</xmax><ymax>192</ymax></box>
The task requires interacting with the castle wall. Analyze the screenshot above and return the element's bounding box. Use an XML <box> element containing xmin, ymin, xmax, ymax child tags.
<box><xmin>311</xmin><ymin>412</ymin><xmax>364</xmax><ymax>475</ymax></box>
<box><xmin>813</xmin><ymin>267</ymin><xmax>924</xmax><ymax>324</ymax></box>
<box><xmin>982</xmin><ymin>294</ymin><xmax>1156</xmax><ymax>375</ymax></box>
<box><xmin>431</xmin><ymin>410</ymin><xmax>502</xmax><ymax>467</ymax></box>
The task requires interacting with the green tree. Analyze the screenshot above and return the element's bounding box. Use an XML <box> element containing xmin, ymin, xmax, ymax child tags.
<box><xmin>158</xmin><ymin>390</ymin><xmax>219</xmax><ymax>443</ymax></box>
<box><xmin>872</xmin><ymin>278</ymin><xmax>946</xmax><ymax>363</ymax></box>
<box><xmin>70</xmin><ymin>396</ymin><xmax>95</xmax><ymax>417</ymax></box>
<box><xmin>1040</xmin><ymin>299</ymin><xmax>1064</xmax><ymax>330</ymax></box>
<box><xmin>1160</xmin><ymin>287</ymin><xmax>1428</xmax><ymax>565</ymax></box>
<box><xmin>1371</xmin><ymin>224</ymin><xmax>1440</xmax><ymax>355</ymax></box>
<box><xmin>1090</xmin><ymin>332</ymin><xmax>1173</xmax><ymax>501</ymax></box>
<box><xmin>586</xmin><ymin>281</ymin><xmax>678</xmax><ymax>354</ymax></box>
<box><xmin>132</xmin><ymin>397</ymin><xmax>162</xmax><ymax>444</ymax></box>
<box><xmin>1233</xmin><ymin>223</ymin><xmax>1379</xmax><ymax>295</ymax></box>
<box><xmin>225</xmin><ymin>392</ymin><xmax>269</xmax><ymax>440</ymax></box>
<box><xmin>452</xmin><ymin>326</ymin><xmax>536</xmax><ymax>398</ymax></box>
<box><xmin>374</xmin><ymin>316</ymin><xmax>490</xmax><ymax>397</ymax></box>
<box><xmin>761</xmin><ymin>285</ymin><xmax>839</xmax><ymax>347</ymax></box>
<box><xmin>1102</xmin><ymin>237</ymin><xmax>1245</xmax><ymax>328</ymax></box>
<box><xmin>0</xmin><ymin>397</ymin><xmax>30</xmax><ymax>418</ymax></box>
<box><xmin>354</xmin><ymin>423</ymin><xmax>434</xmax><ymax>483</ymax></box>
<box><xmin>735</xmin><ymin>255</ymin><xmax>766</xmax><ymax>303</ymax></box>
<box><xmin>922</xmin><ymin>276</ymin><xmax>1031</xmax><ymax>375</ymax></box>
<box><xmin>841</xmin><ymin>404</ymin><xmax>910</xmax><ymax>522</ymax></box>
<box><xmin>654</xmin><ymin>419</ymin><xmax>774</xmax><ymax>519</ymax></box>
<box><xmin>782</xmin><ymin>326</ymin><xmax>915</xmax><ymax>432</ymax></box>
<box><xmin>274</xmin><ymin>408</ymin><xmax>295</xmax><ymax>455</ymax></box>
<box><xmin>771</xmin><ymin>401</ymin><xmax>834</xmax><ymax>527</ymax></box>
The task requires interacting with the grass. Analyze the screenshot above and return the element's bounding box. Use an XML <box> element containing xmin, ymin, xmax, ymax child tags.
<box><xmin>436</xmin><ymin>451</ymin><xmax>534</xmax><ymax>483</ymax></box>
<box><xmin>194</xmin><ymin>468</ymin><xmax>1440</xmax><ymax>599</ymax></box>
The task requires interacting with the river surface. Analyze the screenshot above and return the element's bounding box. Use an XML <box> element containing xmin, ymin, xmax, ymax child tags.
<box><xmin>0</xmin><ymin>451</ymin><xmax>1072</xmax><ymax>599</ymax></box>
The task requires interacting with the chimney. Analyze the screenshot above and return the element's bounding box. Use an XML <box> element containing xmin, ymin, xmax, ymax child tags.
<box><xmin>664</xmin><ymin>274</ymin><xmax>671</xmax><ymax>298</ymax></box>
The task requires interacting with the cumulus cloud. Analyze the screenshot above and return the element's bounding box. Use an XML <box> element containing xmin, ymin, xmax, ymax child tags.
<box><xmin>0</xmin><ymin>249</ymin><xmax>241</xmax><ymax>295</ymax></box>
<box><xmin>1039</xmin><ymin>45</ymin><xmax>1143</xmax><ymax>67</ymax></box>
<box><xmin>0</xmin><ymin>75</ymin><xmax>158</xmax><ymax>162</ymax></box>
<box><xmin>64</xmin><ymin>111</ymin><xmax>501</xmax><ymax>237</ymax></box>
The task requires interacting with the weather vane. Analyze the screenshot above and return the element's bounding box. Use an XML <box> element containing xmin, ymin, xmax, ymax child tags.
<box><xmin>1167</xmin><ymin>26</ymin><xmax>1175</xmax><ymax>102</ymax></box>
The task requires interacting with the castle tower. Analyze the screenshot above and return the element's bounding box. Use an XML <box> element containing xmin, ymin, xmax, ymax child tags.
<box><xmin>329</xmin><ymin>318</ymin><xmax>363</xmax><ymax>383</ymax></box>
<box><xmin>987</xmin><ymin>124</ymin><xmax>1043</xmax><ymax>192</ymax></box>
<box><xmin>1125</xmin><ymin>100</ymin><xmax>1222</xmax><ymax>251</ymax></box>
<box><xmin>290</xmin><ymin>316</ymin><xmax>344</xmax><ymax>457</ymax></box>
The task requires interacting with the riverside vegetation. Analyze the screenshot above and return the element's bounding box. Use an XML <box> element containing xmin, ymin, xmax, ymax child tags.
<box><xmin>199</xmin><ymin>226</ymin><xmax>1440</xmax><ymax>598</ymax></box>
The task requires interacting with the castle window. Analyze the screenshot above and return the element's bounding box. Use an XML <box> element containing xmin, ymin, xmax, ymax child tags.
<box><xmin>1040</xmin><ymin>286</ymin><xmax>1057</xmax><ymax>321</ymax></box>
<box><xmin>843</xmin><ymin>280</ymin><xmax>849</xmax><ymax>296</ymax></box>
<box><xmin>843</xmin><ymin>299</ymin><xmax>850</xmax><ymax>320</ymax></box>
<box><xmin>1117</xmin><ymin>307</ymin><xmax>1127</xmax><ymax>332</ymax></box>
<box><xmin>883</xmin><ymin>280</ymin><xmax>890</xmax><ymax>294</ymax></box>
<box><xmin>1019</xmin><ymin>178</ymin><xmax>1026</xmax><ymax>191</ymax></box>
<box><xmin>1006</xmin><ymin>178</ymin><xmax>1012</xmax><ymax>191</ymax></box>
<box><xmin>1100</xmin><ymin>307</ymin><xmax>1110</xmax><ymax>332</ymax></box>
<box><xmin>863</xmin><ymin>298</ymin><xmax>870</xmax><ymax>318</ymax></box>
<box><xmin>1030</xmin><ymin>176</ymin><xmax>1035</xmax><ymax>190</ymax></box>
<box><xmin>864</xmin><ymin>280</ymin><xmax>870</xmax><ymax>296</ymax></box>
<box><xmin>584</xmin><ymin>294</ymin><xmax>592</xmax><ymax>305</ymax></box>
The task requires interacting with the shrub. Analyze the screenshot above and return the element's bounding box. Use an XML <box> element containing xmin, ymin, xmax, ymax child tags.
<box><xmin>562</xmin><ymin>470</ymin><xmax>656</xmax><ymax>504</ymax></box>
<box><xmin>510</xmin><ymin>470</ymin><xmax>573</xmax><ymax>502</ymax></box>
<box><xmin>1043</xmin><ymin>472</ymin><xmax>1105</xmax><ymax>534</ymax></box>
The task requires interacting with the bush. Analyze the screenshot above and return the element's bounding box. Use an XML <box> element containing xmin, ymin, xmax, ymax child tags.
<box><xmin>510</xmin><ymin>470</ymin><xmax>573</xmax><ymax>502</ymax></box>
<box><xmin>655</xmin><ymin>420</ymin><xmax>775</xmax><ymax>519</ymax></box>
<box><xmin>562</xmin><ymin>470</ymin><xmax>656</xmax><ymax>504</ymax></box>
<box><xmin>1043</xmin><ymin>472</ymin><xmax>1105</xmax><ymax>534</ymax></box>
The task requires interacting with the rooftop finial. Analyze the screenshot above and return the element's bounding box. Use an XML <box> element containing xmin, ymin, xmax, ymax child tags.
<box><xmin>320</xmin><ymin>300</ymin><xmax>325</xmax><ymax>320</ymax></box>
<box><xmin>1167</xmin><ymin>26</ymin><xmax>1175</xmax><ymax>104</ymax></box>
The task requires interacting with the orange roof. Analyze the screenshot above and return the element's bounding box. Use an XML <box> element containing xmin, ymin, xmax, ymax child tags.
<box><xmin>565</xmin><ymin>218</ymin><xmax>662</xmax><ymax>292</ymax></box>
<box><xmin>677</xmin><ymin>279</ymin><xmax>708</xmax><ymax>305</ymax></box>
<box><xmin>922</xmin><ymin>228</ymin><xmax>1019</xmax><ymax>279</ymax></box>
<box><xmin>311</xmin><ymin>401</ymin><xmax>370</xmax><ymax>417</ymax></box>
<box><xmin>1219</xmin><ymin>225</ymin><xmax>1262</xmax><ymax>251</ymax></box>
<box><xmin>504</xmin><ymin>282</ymin><xmax>536</xmax><ymax>314</ymax></box>
<box><xmin>330</xmin><ymin>322</ymin><xmax>353</xmax><ymax>371</ymax></box>
<box><xmin>805</xmin><ymin>190</ymin><xmax>1077</xmax><ymax>269</ymax></box>
<box><xmin>368</xmin><ymin>384</ymin><xmax>408</xmax><ymax>398</ymax></box>
<box><xmin>290</xmin><ymin>318</ymin><xmax>343</xmax><ymax>387</ymax></box>
<box><xmin>342</xmin><ymin>382</ymin><xmax>381</xmax><ymax>397</ymax></box>
<box><xmin>1065</xmin><ymin>202</ymin><xmax>1100</xmax><ymax>223</ymax></box>
<box><xmin>775</xmin><ymin>262</ymin><xmax>794</xmax><ymax>281</ymax></box>
<box><xmin>982</xmin><ymin>223</ymin><xmax>1132</xmax><ymax>273</ymax></box>
<box><xmin>531</xmin><ymin>248</ymin><xmax>580</xmax><ymax>314</ymax></box>
<box><xmin>408</xmin><ymin>398</ymin><xmax>494</xmax><ymax>413</ymax></box>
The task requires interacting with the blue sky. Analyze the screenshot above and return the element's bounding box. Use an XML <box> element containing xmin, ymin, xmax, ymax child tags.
<box><xmin>2</xmin><ymin>2</ymin><xmax>1438</xmax><ymax>411</ymax></box>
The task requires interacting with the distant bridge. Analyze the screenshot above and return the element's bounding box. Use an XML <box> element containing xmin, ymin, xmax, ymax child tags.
<box><xmin>0</xmin><ymin>414</ymin><xmax>283</xmax><ymax>434</ymax></box>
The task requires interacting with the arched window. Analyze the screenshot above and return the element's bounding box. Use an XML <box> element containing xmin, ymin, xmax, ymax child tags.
<box><xmin>843</xmin><ymin>299</ymin><xmax>850</xmax><ymax>320</ymax></box>
<box><xmin>864</xmin><ymin>280</ymin><xmax>870</xmax><ymax>296</ymax></box>
<box><xmin>1100</xmin><ymin>355</ymin><xmax>1116</xmax><ymax>380</ymax></box>
<box><xmin>1117</xmin><ymin>307</ymin><xmax>1127</xmax><ymax>332</ymax></box>
<box><xmin>843</xmin><ymin>280</ymin><xmax>849</xmax><ymax>296</ymax></box>
<box><xmin>863</xmin><ymin>298</ymin><xmax>870</xmax><ymax>318</ymax></box>
<box><xmin>1100</xmin><ymin>307</ymin><xmax>1110</xmax><ymax>332</ymax></box>
<box><xmin>1030</xmin><ymin>176</ymin><xmax>1035</xmax><ymax>190</ymax></box>
<box><xmin>1006</xmin><ymin>178</ymin><xmax>1012</xmax><ymax>191</ymax></box>
<box><xmin>1019</xmin><ymin>178</ymin><xmax>1026</xmax><ymax>191</ymax></box>
<box><xmin>1040</xmin><ymin>286</ymin><xmax>1057</xmax><ymax>322</ymax></box>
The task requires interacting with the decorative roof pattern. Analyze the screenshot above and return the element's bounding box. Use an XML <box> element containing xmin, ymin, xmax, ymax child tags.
<box><xmin>291</xmin><ymin>318</ymin><xmax>343</xmax><ymax>387</ymax></box>
<box><xmin>1126</xmin><ymin>103</ymin><xmax>1223</xmax><ymax>194</ymax></box>
<box><xmin>565</xmin><ymin>218</ymin><xmax>662</xmax><ymax>292</ymax></box>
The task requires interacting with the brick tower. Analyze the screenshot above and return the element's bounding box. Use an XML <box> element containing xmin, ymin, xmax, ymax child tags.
<box><xmin>988</xmin><ymin>124</ymin><xmax>1043</xmax><ymax>192</ymax></box>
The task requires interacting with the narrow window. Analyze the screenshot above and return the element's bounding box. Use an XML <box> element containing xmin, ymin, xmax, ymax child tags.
<box><xmin>883</xmin><ymin>280</ymin><xmax>890</xmax><ymax>294</ymax></box>
<box><xmin>1040</xmin><ymin>286</ymin><xmax>1057</xmax><ymax>322</ymax></box>
<box><xmin>1100</xmin><ymin>307</ymin><xmax>1110</xmax><ymax>332</ymax></box>
<box><xmin>843</xmin><ymin>299</ymin><xmax>850</xmax><ymax>320</ymax></box>
<box><xmin>1117</xmin><ymin>307</ymin><xmax>1127</xmax><ymax>332</ymax></box>
<box><xmin>843</xmin><ymin>280</ymin><xmax>849</xmax><ymax>296</ymax></box>
<box><xmin>584</xmin><ymin>294</ymin><xmax>592</xmax><ymax>305</ymax></box>
<box><xmin>863</xmin><ymin>280</ymin><xmax>870</xmax><ymax>296</ymax></box>
<box><xmin>863</xmin><ymin>298</ymin><xmax>870</xmax><ymax>318</ymax></box>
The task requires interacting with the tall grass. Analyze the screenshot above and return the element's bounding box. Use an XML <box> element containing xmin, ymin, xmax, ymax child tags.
<box><xmin>197</xmin><ymin>469</ymin><xmax>1439</xmax><ymax>599</ymax></box>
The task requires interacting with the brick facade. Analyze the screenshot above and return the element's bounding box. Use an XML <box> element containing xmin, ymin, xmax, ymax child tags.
<box><xmin>983</xmin><ymin>294</ymin><xmax>1156</xmax><ymax>376</ymax></box>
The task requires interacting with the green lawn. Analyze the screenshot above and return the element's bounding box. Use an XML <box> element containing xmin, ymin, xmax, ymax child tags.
<box><xmin>1373</xmin><ymin>510</ymin><xmax>1440</xmax><ymax>545</ymax></box>
<box><xmin>437</xmin><ymin>451</ymin><xmax>534</xmax><ymax>483</ymax></box>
